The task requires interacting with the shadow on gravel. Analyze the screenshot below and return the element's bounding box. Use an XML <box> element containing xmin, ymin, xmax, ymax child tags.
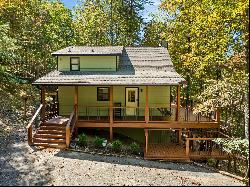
<box><xmin>0</xmin><ymin>142</ymin><xmax>53</xmax><ymax>186</ymax></box>
<box><xmin>55</xmin><ymin>150</ymin><xmax>215</xmax><ymax>174</ymax></box>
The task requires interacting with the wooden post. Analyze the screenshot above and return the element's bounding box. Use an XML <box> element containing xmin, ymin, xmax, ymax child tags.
<box><xmin>186</xmin><ymin>138</ymin><xmax>190</xmax><ymax>156</ymax></box>
<box><xmin>216</xmin><ymin>107</ymin><xmax>221</xmax><ymax>123</ymax></box>
<box><xmin>66</xmin><ymin>126</ymin><xmax>70</xmax><ymax>148</ymax></box>
<box><xmin>109</xmin><ymin>86</ymin><xmax>113</xmax><ymax>140</ymax></box>
<box><xmin>145</xmin><ymin>129</ymin><xmax>148</xmax><ymax>155</ymax></box>
<box><xmin>175</xmin><ymin>84</ymin><xmax>181</xmax><ymax>121</ymax></box>
<box><xmin>28</xmin><ymin>126</ymin><xmax>33</xmax><ymax>145</ymax></box>
<box><xmin>41</xmin><ymin>86</ymin><xmax>46</xmax><ymax>123</ymax></box>
<box><xmin>145</xmin><ymin>86</ymin><xmax>149</xmax><ymax>123</ymax></box>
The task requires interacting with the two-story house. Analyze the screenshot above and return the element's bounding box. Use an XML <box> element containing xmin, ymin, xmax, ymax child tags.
<box><xmin>27</xmin><ymin>46</ymin><xmax>227</xmax><ymax>160</ymax></box>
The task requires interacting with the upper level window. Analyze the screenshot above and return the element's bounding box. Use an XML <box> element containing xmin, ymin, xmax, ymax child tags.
<box><xmin>70</xmin><ymin>57</ymin><xmax>80</xmax><ymax>71</ymax></box>
<box><xmin>97</xmin><ymin>87</ymin><xmax>109</xmax><ymax>101</ymax></box>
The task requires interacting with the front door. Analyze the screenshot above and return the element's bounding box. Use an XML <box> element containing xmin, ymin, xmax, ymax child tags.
<box><xmin>125</xmin><ymin>88</ymin><xmax>139</xmax><ymax>116</ymax></box>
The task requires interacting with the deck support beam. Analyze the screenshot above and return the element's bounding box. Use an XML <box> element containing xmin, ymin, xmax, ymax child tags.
<box><xmin>41</xmin><ymin>86</ymin><xmax>45</xmax><ymax>123</ymax></box>
<box><xmin>145</xmin><ymin>129</ymin><xmax>148</xmax><ymax>155</ymax></box>
<box><xmin>145</xmin><ymin>86</ymin><xmax>149</xmax><ymax>123</ymax></box>
<box><xmin>109</xmin><ymin>86</ymin><xmax>113</xmax><ymax>140</ymax></box>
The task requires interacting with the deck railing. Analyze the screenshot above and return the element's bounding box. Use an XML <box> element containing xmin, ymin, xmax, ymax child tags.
<box><xmin>113</xmin><ymin>106</ymin><xmax>145</xmax><ymax>122</ymax></box>
<box><xmin>186</xmin><ymin>131</ymin><xmax>230</xmax><ymax>159</ymax></box>
<box><xmin>26</xmin><ymin>104</ymin><xmax>43</xmax><ymax>145</ymax></box>
<box><xmin>76</xmin><ymin>105</ymin><xmax>217</xmax><ymax>123</ymax></box>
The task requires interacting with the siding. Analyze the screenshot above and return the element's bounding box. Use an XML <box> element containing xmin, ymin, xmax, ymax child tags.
<box><xmin>58</xmin><ymin>56</ymin><xmax>118</xmax><ymax>71</ymax></box>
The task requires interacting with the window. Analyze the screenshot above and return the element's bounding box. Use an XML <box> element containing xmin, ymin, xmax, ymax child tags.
<box><xmin>70</xmin><ymin>57</ymin><xmax>80</xmax><ymax>71</ymax></box>
<box><xmin>97</xmin><ymin>87</ymin><xmax>109</xmax><ymax>101</ymax></box>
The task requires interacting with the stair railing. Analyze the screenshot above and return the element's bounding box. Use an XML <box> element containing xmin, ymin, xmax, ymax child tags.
<box><xmin>26</xmin><ymin>104</ymin><xmax>43</xmax><ymax>145</ymax></box>
<box><xmin>66</xmin><ymin>109</ymin><xmax>77</xmax><ymax>148</ymax></box>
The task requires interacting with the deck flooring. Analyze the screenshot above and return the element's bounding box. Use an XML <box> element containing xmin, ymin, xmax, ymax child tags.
<box><xmin>145</xmin><ymin>144</ymin><xmax>188</xmax><ymax>160</ymax></box>
<box><xmin>144</xmin><ymin>144</ymin><xmax>229</xmax><ymax>160</ymax></box>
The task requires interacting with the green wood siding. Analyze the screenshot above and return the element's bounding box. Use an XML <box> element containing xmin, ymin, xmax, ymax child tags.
<box><xmin>58</xmin><ymin>86</ymin><xmax>171</xmax><ymax>116</ymax></box>
<box><xmin>58</xmin><ymin>56</ymin><xmax>117</xmax><ymax>71</ymax></box>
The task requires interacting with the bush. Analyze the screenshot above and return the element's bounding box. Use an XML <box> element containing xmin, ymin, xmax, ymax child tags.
<box><xmin>112</xmin><ymin>140</ymin><xmax>122</xmax><ymax>152</ymax></box>
<box><xmin>130</xmin><ymin>142</ymin><xmax>140</xmax><ymax>154</ymax></box>
<box><xmin>78</xmin><ymin>133</ymin><xmax>87</xmax><ymax>147</ymax></box>
<box><xmin>94</xmin><ymin>136</ymin><xmax>105</xmax><ymax>148</ymax></box>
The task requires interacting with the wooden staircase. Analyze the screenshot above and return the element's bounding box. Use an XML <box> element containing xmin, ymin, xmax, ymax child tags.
<box><xmin>32</xmin><ymin>117</ymin><xmax>69</xmax><ymax>149</ymax></box>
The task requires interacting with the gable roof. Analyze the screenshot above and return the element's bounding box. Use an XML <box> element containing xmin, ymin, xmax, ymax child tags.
<box><xmin>51</xmin><ymin>46</ymin><xmax>123</xmax><ymax>56</ymax></box>
<box><xmin>34</xmin><ymin>46</ymin><xmax>186</xmax><ymax>85</ymax></box>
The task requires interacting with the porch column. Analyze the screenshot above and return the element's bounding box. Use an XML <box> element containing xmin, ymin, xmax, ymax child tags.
<box><xmin>41</xmin><ymin>86</ymin><xmax>46</xmax><ymax>123</ymax></box>
<box><xmin>145</xmin><ymin>86</ymin><xmax>149</xmax><ymax>123</ymax></box>
<box><xmin>109</xmin><ymin>86</ymin><xmax>113</xmax><ymax>140</ymax></box>
<box><xmin>74</xmin><ymin>86</ymin><xmax>78</xmax><ymax>137</ymax></box>
<box><xmin>175</xmin><ymin>84</ymin><xmax>181</xmax><ymax>121</ymax></box>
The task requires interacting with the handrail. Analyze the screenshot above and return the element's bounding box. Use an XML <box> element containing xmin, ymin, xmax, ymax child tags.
<box><xmin>26</xmin><ymin>104</ymin><xmax>43</xmax><ymax>129</ymax></box>
<box><xmin>26</xmin><ymin>104</ymin><xmax>43</xmax><ymax>145</ymax></box>
<box><xmin>66</xmin><ymin>110</ymin><xmax>75</xmax><ymax>128</ymax></box>
<box><xmin>66</xmin><ymin>109</ymin><xmax>77</xmax><ymax>148</ymax></box>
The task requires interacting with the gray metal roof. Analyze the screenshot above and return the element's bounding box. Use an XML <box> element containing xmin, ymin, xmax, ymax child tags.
<box><xmin>34</xmin><ymin>46</ymin><xmax>186</xmax><ymax>85</ymax></box>
<box><xmin>52</xmin><ymin>46</ymin><xmax>123</xmax><ymax>56</ymax></box>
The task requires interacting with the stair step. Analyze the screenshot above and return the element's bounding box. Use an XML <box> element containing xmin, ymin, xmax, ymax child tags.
<box><xmin>43</xmin><ymin>122</ymin><xmax>67</xmax><ymax>126</ymax></box>
<box><xmin>39</xmin><ymin>126</ymin><xmax>66</xmax><ymax>130</ymax></box>
<box><xmin>33</xmin><ymin>138</ymin><xmax>66</xmax><ymax>143</ymax></box>
<box><xmin>34</xmin><ymin>134</ymin><xmax>66</xmax><ymax>139</ymax></box>
<box><xmin>37</xmin><ymin>129</ymin><xmax>66</xmax><ymax>134</ymax></box>
<box><xmin>33</xmin><ymin>143</ymin><xmax>66</xmax><ymax>149</ymax></box>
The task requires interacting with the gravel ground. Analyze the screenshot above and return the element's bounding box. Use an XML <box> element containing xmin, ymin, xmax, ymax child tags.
<box><xmin>0</xmin><ymin>119</ymin><xmax>245</xmax><ymax>186</ymax></box>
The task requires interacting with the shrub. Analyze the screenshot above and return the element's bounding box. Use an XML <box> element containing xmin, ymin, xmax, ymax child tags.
<box><xmin>130</xmin><ymin>142</ymin><xmax>140</xmax><ymax>154</ymax></box>
<box><xmin>78</xmin><ymin>133</ymin><xmax>87</xmax><ymax>147</ymax></box>
<box><xmin>112</xmin><ymin>140</ymin><xmax>122</xmax><ymax>152</ymax></box>
<box><xmin>94</xmin><ymin>136</ymin><xmax>105</xmax><ymax>148</ymax></box>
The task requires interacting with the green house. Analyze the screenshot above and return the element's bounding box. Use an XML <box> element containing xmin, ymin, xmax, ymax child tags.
<box><xmin>28</xmin><ymin>46</ymin><xmax>223</xmax><ymax>160</ymax></box>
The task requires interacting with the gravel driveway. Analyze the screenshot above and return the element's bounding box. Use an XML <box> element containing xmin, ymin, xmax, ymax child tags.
<box><xmin>0</xmin><ymin>120</ymin><xmax>245</xmax><ymax>186</ymax></box>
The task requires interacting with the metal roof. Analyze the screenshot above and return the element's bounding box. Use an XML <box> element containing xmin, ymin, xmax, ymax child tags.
<box><xmin>34</xmin><ymin>46</ymin><xmax>186</xmax><ymax>85</ymax></box>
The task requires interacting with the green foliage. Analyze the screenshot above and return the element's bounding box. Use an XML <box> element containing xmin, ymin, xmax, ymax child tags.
<box><xmin>129</xmin><ymin>142</ymin><xmax>140</xmax><ymax>154</ymax></box>
<box><xmin>213</xmin><ymin>138</ymin><xmax>249</xmax><ymax>159</ymax></box>
<box><xmin>78</xmin><ymin>133</ymin><xmax>88</xmax><ymax>147</ymax></box>
<box><xmin>93</xmin><ymin>136</ymin><xmax>105</xmax><ymax>148</ymax></box>
<box><xmin>111</xmin><ymin>139</ymin><xmax>122</xmax><ymax>152</ymax></box>
<box><xmin>74</xmin><ymin>0</ymin><xmax>149</xmax><ymax>46</ymax></box>
<box><xmin>207</xmin><ymin>157</ymin><xmax>217</xmax><ymax>167</ymax></box>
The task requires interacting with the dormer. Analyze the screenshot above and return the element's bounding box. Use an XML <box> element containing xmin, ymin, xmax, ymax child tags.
<box><xmin>52</xmin><ymin>46</ymin><xmax>123</xmax><ymax>72</ymax></box>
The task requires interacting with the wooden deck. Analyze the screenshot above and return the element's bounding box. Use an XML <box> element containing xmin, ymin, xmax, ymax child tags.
<box><xmin>76</xmin><ymin>121</ymin><xmax>219</xmax><ymax>129</ymax></box>
<box><xmin>144</xmin><ymin>143</ymin><xmax>230</xmax><ymax>160</ymax></box>
<box><xmin>144</xmin><ymin>144</ymin><xmax>188</xmax><ymax>160</ymax></box>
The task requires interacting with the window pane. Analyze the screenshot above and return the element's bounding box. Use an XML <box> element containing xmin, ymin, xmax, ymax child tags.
<box><xmin>71</xmin><ymin>64</ymin><xmax>79</xmax><ymax>71</ymax></box>
<box><xmin>128</xmin><ymin>90</ymin><xmax>135</xmax><ymax>102</ymax></box>
<box><xmin>97</xmin><ymin>88</ymin><xmax>109</xmax><ymax>101</ymax></box>
<box><xmin>71</xmin><ymin>58</ymin><xmax>79</xmax><ymax>64</ymax></box>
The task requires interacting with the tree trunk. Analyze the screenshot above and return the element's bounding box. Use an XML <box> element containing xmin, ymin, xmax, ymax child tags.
<box><xmin>244</xmin><ymin>93</ymin><xmax>249</xmax><ymax>139</ymax></box>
